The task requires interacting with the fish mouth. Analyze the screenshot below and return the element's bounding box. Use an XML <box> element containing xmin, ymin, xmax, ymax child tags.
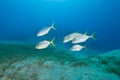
<box><xmin>37</xmin><ymin>34</ymin><xmax>40</xmax><ymax>36</ymax></box>
<box><xmin>63</xmin><ymin>40</ymin><xmax>67</xmax><ymax>43</ymax></box>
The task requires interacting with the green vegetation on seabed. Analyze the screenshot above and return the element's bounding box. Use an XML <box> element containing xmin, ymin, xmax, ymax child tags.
<box><xmin>0</xmin><ymin>41</ymin><xmax>77</xmax><ymax>62</ymax></box>
<box><xmin>0</xmin><ymin>42</ymin><xmax>120</xmax><ymax>80</ymax></box>
<box><xmin>100</xmin><ymin>54</ymin><xmax>120</xmax><ymax>76</ymax></box>
<box><xmin>0</xmin><ymin>42</ymin><xmax>76</xmax><ymax>78</ymax></box>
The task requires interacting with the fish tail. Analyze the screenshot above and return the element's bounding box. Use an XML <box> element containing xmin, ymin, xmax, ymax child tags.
<box><xmin>83</xmin><ymin>44</ymin><xmax>88</xmax><ymax>50</ymax></box>
<box><xmin>50</xmin><ymin>37</ymin><xmax>55</xmax><ymax>46</ymax></box>
<box><xmin>51</xmin><ymin>22</ymin><xmax>56</xmax><ymax>30</ymax></box>
<box><xmin>90</xmin><ymin>32</ymin><xmax>97</xmax><ymax>40</ymax></box>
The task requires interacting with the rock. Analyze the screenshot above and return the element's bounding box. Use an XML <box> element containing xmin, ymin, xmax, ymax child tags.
<box><xmin>100</xmin><ymin>49</ymin><xmax>120</xmax><ymax>59</ymax></box>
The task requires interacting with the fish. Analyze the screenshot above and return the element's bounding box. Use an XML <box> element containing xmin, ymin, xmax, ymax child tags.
<box><xmin>63</xmin><ymin>31</ymin><xmax>88</xmax><ymax>43</ymax></box>
<box><xmin>72</xmin><ymin>35</ymin><xmax>86</xmax><ymax>44</ymax></box>
<box><xmin>37</xmin><ymin>22</ymin><xmax>56</xmax><ymax>36</ymax></box>
<box><xmin>63</xmin><ymin>32</ymin><xmax>82</xmax><ymax>43</ymax></box>
<box><xmin>70</xmin><ymin>44</ymin><xmax>87</xmax><ymax>51</ymax></box>
<box><xmin>35</xmin><ymin>37</ymin><xmax>55</xmax><ymax>49</ymax></box>
<box><xmin>72</xmin><ymin>32</ymin><xmax>96</xmax><ymax>44</ymax></box>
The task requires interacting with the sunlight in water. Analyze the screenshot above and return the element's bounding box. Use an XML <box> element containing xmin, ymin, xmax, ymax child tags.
<box><xmin>41</xmin><ymin>0</ymin><xmax>68</xmax><ymax>2</ymax></box>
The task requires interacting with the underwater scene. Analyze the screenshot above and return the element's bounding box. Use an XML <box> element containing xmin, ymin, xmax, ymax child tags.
<box><xmin>0</xmin><ymin>0</ymin><xmax>120</xmax><ymax>80</ymax></box>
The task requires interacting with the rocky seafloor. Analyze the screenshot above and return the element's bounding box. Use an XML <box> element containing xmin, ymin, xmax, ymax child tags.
<box><xmin>0</xmin><ymin>42</ymin><xmax>120</xmax><ymax>80</ymax></box>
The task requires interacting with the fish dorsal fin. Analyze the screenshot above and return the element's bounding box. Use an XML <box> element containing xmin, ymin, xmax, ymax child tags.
<box><xmin>75</xmin><ymin>30</ymin><xmax>82</xmax><ymax>35</ymax></box>
<box><xmin>90</xmin><ymin>32</ymin><xmax>97</xmax><ymax>40</ymax></box>
<box><xmin>50</xmin><ymin>37</ymin><xmax>55</xmax><ymax>46</ymax></box>
<box><xmin>51</xmin><ymin>22</ymin><xmax>56</xmax><ymax>30</ymax></box>
<box><xmin>83</xmin><ymin>31</ymin><xmax>88</xmax><ymax>36</ymax></box>
<box><xmin>76</xmin><ymin>30</ymin><xmax>80</xmax><ymax>33</ymax></box>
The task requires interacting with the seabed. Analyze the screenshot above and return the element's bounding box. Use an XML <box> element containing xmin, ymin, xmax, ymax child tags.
<box><xmin>0</xmin><ymin>41</ymin><xmax>120</xmax><ymax>80</ymax></box>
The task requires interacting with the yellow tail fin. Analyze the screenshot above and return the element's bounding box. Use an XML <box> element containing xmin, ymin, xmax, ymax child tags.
<box><xmin>50</xmin><ymin>37</ymin><xmax>55</xmax><ymax>46</ymax></box>
<box><xmin>83</xmin><ymin>44</ymin><xmax>88</xmax><ymax>50</ymax></box>
<box><xmin>90</xmin><ymin>33</ymin><xmax>97</xmax><ymax>40</ymax></box>
<box><xmin>51</xmin><ymin>22</ymin><xmax>56</xmax><ymax>30</ymax></box>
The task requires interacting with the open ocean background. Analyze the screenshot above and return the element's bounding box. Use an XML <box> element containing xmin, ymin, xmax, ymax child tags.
<box><xmin>0</xmin><ymin>0</ymin><xmax>120</xmax><ymax>52</ymax></box>
<box><xmin>0</xmin><ymin>0</ymin><xmax>120</xmax><ymax>80</ymax></box>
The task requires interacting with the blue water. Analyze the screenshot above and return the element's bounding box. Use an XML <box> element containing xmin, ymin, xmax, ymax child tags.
<box><xmin>0</xmin><ymin>0</ymin><xmax>120</xmax><ymax>52</ymax></box>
